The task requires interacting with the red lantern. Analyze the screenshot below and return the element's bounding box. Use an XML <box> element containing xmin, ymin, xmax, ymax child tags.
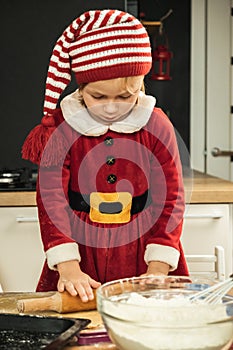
<box><xmin>151</xmin><ymin>28</ymin><xmax>173</xmax><ymax>81</ymax></box>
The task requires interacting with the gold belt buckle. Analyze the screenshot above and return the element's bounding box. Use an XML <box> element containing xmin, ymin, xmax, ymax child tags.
<box><xmin>89</xmin><ymin>192</ymin><xmax>132</xmax><ymax>224</ymax></box>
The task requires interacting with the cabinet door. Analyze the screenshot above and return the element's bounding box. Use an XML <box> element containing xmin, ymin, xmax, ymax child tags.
<box><xmin>191</xmin><ymin>0</ymin><xmax>232</xmax><ymax>180</ymax></box>
<box><xmin>181</xmin><ymin>204</ymin><xmax>232</xmax><ymax>277</ymax></box>
<box><xmin>0</xmin><ymin>207</ymin><xmax>45</xmax><ymax>292</ymax></box>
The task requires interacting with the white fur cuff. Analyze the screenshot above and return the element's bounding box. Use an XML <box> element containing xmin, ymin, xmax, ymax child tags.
<box><xmin>144</xmin><ymin>244</ymin><xmax>180</xmax><ymax>271</ymax></box>
<box><xmin>46</xmin><ymin>243</ymin><xmax>81</xmax><ymax>270</ymax></box>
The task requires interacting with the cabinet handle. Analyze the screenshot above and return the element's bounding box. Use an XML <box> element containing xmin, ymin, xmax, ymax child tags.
<box><xmin>16</xmin><ymin>216</ymin><xmax>38</xmax><ymax>223</ymax></box>
<box><xmin>184</xmin><ymin>213</ymin><xmax>223</xmax><ymax>219</ymax></box>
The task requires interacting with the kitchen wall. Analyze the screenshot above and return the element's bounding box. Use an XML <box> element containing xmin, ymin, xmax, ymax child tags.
<box><xmin>0</xmin><ymin>0</ymin><xmax>125</xmax><ymax>170</ymax></box>
<box><xmin>0</xmin><ymin>0</ymin><xmax>191</xmax><ymax>170</ymax></box>
<box><xmin>140</xmin><ymin>0</ymin><xmax>191</xmax><ymax>157</ymax></box>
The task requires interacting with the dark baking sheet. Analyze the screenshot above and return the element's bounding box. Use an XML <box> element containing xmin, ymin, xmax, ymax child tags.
<box><xmin>0</xmin><ymin>313</ymin><xmax>90</xmax><ymax>350</ymax></box>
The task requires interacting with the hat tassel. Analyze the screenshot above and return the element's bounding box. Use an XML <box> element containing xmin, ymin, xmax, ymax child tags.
<box><xmin>22</xmin><ymin>124</ymin><xmax>67</xmax><ymax>167</ymax></box>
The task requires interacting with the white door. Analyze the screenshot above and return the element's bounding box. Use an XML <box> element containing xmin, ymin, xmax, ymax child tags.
<box><xmin>191</xmin><ymin>0</ymin><xmax>232</xmax><ymax>181</ymax></box>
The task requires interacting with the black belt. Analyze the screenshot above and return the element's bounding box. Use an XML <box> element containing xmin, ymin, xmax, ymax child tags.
<box><xmin>68</xmin><ymin>189</ymin><xmax>151</xmax><ymax>215</ymax></box>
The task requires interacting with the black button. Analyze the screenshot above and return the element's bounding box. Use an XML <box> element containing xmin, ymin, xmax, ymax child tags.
<box><xmin>107</xmin><ymin>174</ymin><xmax>117</xmax><ymax>184</ymax></box>
<box><xmin>104</xmin><ymin>136</ymin><xmax>113</xmax><ymax>146</ymax></box>
<box><xmin>106</xmin><ymin>156</ymin><xmax>115</xmax><ymax>165</ymax></box>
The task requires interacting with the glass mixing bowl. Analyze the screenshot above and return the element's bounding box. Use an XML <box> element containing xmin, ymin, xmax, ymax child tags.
<box><xmin>96</xmin><ymin>276</ymin><xmax>233</xmax><ymax>350</ymax></box>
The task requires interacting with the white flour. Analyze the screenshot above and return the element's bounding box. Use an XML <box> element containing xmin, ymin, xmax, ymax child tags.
<box><xmin>102</xmin><ymin>292</ymin><xmax>233</xmax><ymax>350</ymax></box>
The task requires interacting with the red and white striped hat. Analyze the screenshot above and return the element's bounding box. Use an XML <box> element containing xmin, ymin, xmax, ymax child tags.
<box><xmin>44</xmin><ymin>9</ymin><xmax>152</xmax><ymax>116</ymax></box>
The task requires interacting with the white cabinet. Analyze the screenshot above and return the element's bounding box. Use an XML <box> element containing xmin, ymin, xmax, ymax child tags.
<box><xmin>181</xmin><ymin>204</ymin><xmax>233</xmax><ymax>278</ymax></box>
<box><xmin>0</xmin><ymin>203</ymin><xmax>232</xmax><ymax>290</ymax></box>
<box><xmin>0</xmin><ymin>207</ymin><xmax>45</xmax><ymax>292</ymax></box>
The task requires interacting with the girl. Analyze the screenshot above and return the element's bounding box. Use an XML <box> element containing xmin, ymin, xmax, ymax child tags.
<box><xmin>22</xmin><ymin>9</ymin><xmax>188</xmax><ymax>302</ymax></box>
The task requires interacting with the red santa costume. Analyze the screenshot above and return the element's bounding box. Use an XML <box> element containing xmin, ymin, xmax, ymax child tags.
<box><xmin>22</xmin><ymin>9</ymin><xmax>189</xmax><ymax>292</ymax></box>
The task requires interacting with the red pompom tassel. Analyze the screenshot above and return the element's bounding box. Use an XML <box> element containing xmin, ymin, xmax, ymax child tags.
<box><xmin>22</xmin><ymin>124</ymin><xmax>68</xmax><ymax>167</ymax></box>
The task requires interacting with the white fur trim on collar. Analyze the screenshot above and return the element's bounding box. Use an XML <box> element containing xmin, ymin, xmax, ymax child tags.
<box><xmin>60</xmin><ymin>89</ymin><xmax>156</xmax><ymax>136</ymax></box>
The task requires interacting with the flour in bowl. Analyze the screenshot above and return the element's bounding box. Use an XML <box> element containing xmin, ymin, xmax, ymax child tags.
<box><xmin>102</xmin><ymin>292</ymin><xmax>233</xmax><ymax>350</ymax></box>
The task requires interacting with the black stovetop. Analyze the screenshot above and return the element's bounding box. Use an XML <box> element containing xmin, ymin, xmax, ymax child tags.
<box><xmin>0</xmin><ymin>168</ymin><xmax>37</xmax><ymax>191</ymax></box>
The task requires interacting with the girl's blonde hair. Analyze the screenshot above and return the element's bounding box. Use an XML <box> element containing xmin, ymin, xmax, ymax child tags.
<box><xmin>77</xmin><ymin>77</ymin><xmax>145</xmax><ymax>105</ymax></box>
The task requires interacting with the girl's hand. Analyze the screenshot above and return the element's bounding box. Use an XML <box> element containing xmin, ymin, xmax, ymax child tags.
<box><xmin>57</xmin><ymin>260</ymin><xmax>101</xmax><ymax>302</ymax></box>
<box><xmin>140</xmin><ymin>261</ymin><xmax>170</xmax><ymax>277</ymax></box>
<box><xmin>139</xmin><ymin>261</ymin><xmax>170</xmax><ymax>286</ymax></box>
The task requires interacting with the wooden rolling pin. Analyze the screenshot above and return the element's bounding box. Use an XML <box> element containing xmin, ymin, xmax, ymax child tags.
<box><xmin>17</xmin><ymin>290</ymin><xmax>97</xmax><ymax>313</ymax></box>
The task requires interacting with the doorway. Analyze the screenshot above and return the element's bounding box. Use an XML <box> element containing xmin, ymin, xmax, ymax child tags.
<box><xmin>191</xmin><ymin>0</ymin><xmax>232</xmax><ymax>180</ymax></box>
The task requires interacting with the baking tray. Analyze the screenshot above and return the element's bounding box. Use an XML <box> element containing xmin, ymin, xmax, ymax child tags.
<box><xmin>0</xmin><ymin>313</ymin><xmax>90</xmax><ymax>350</ymax></box>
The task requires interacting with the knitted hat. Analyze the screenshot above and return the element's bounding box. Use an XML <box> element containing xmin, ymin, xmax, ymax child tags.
<box><xmin>44</xmin><ymin>9</ymin><xmax>152</xmax><ymax>116</ymax></box>
<box><xmin>22</xmin><ymin>9</ymin><xmax>152</xmax><ymax>166</ymax></box>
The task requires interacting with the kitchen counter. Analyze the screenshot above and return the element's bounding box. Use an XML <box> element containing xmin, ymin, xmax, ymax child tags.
<box><xmin>1</xmin><ymin>171</ymin><xmax>233</xmax><ymax>206</ymax></box>
<box><xmin>1</xmin><ymin>292</ymin><xmax>233</xmax><ymax>350</ymax></box>
<box><xmin>0</xmin><ymin>292</ymin><xmax>116</xmax><ymax>349</ymax></box>
<box><xmin>184</xmin><ymin>170</ymin><xmax>233</xmax><ymax>203</ymax></box>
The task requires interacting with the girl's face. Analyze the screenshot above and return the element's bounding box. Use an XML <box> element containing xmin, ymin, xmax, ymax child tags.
<box><xmin>81</xmin><ymin>76</ymin><xmax>144</xmax><ymax>124</ymax></box>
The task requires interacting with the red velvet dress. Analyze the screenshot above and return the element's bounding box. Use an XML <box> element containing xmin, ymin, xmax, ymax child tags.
<box><xmin>24</xmin><ymin>102</ymin><xmax>189</xmax><ymax>292</ymax></box>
